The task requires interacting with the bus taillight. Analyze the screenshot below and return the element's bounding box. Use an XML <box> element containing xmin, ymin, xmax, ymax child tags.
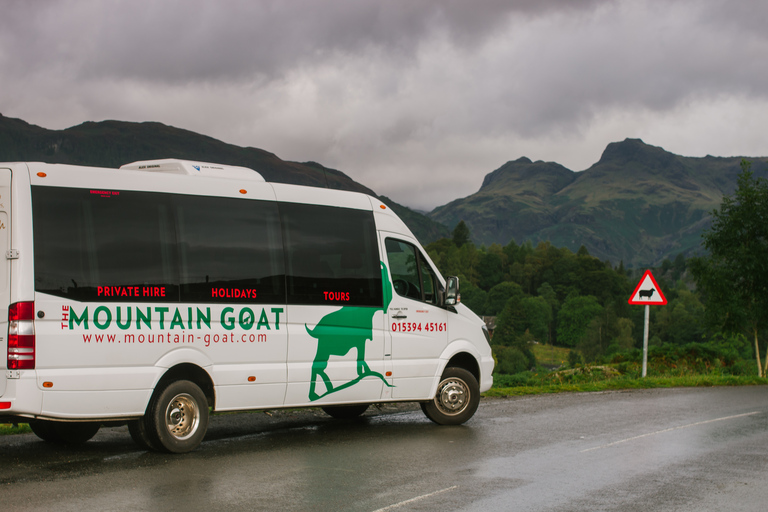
<box><xmin>8</xmin><ymin>301</ymin><xmax>35</xmax><ymax>370</ymax></box>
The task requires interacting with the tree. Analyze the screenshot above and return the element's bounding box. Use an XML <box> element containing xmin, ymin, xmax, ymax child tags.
<box><xmin>477</xmin><ymin>251</ymin><xmax>504</xmax><ymax>291</ymax></box>
<box><xmin>485</xmin><ymin>282</ymin><xmax>524</xmax><ymax>316</ymax></box>
<box><xmin>537</xmin><ymin>282</ymin><xmax>559</xmax><ymax>343</ymax></box>
<box><xmin>556</xmin><ymin>294</ymin><xmax>603</xmax><ymax>348</ymax></box>
<box><xmin>452</xmin><ymin>220</ymin><xmax>471</xmax><ymax>248</ymax></box>
<box><xmin>459</xmin><ymin>282</ymin><xmax>488</xmax><ymax>316</ymax></box>
<box><xmin>578</xmin><ymin>302</ymin><xmax>623</xmax><ymax>361</ymax></box>
<box><xmin>519</xmin><ymin>296</ymin><xmax>552</xmax><ymax>343</ymax></box>
<box><xmin>690</xmin><ymin>160</ymin><xmax>768</xmax><ymax>376</ymax></box>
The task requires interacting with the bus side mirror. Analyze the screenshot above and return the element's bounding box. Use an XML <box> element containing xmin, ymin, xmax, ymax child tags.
<box><xmin>445</xmin><ymin>276</ymin><xmax>460</xmax><ymax>306</ymax></box>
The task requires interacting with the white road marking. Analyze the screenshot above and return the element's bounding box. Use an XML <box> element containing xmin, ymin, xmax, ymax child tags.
<box><xmin>372</xmin><ymin>486</ymin><xmax>459</xmax><ymax>512</ymax></box>
<box><xmin>580</xmin><ymin>411</ymin><xmax>761</xmax><ymax>453</ymax></box>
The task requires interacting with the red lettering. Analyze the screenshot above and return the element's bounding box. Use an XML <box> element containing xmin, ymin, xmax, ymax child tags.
<box><xmin>209</xmin><ymin>287</ymin><xmax>260</xmax><ymax>299</ymax></box>
<box><xmin>97</xmin><ymin>286</ymin><xmax>104</xmax><ymax>296</ymax></box>
<box><xmin>324</xmin><ymin>291</ymin><xmax>351</xmax><ymax>301</ymax></box>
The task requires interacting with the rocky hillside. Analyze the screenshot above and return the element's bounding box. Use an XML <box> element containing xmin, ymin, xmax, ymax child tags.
<box><xmin>430</xmin><ymin>139</ymin><xmax>768</xmax><ymax>267</ymax></box>
<box><xmin>0</xmin><ymin>114</ymin><xmax>447</xmax><ymax>243</ymax></box>
<box><xmin>4</xmin><ymin>113</ymin><xmax>765</xmax><ymax>267</ymax></box>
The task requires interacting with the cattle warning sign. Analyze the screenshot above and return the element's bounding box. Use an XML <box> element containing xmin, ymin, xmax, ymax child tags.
<box><xmin>628</xmin><ymin>269</ymin><xmax>667</xmax><ymax>305</ymax></box>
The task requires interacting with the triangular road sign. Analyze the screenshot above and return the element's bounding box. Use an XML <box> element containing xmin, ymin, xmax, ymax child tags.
<box><xmin>628</xmin><ymin>269</ymin><xmax>667</xmax><ymax>305</ymax></box>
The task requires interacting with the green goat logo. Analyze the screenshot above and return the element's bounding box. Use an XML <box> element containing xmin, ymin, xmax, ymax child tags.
<box><xmin>306</xmin><ymin>262</ymin><xmax>394</xmax><ymax>401</ymax></box>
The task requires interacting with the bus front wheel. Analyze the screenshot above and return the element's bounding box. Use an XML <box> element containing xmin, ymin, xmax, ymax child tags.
<box><xmin>421</xmin><ymin>367</ymin><xmax>480</xmax><ymax>426</ymax></box>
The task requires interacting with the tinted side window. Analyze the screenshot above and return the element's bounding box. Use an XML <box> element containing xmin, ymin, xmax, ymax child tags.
<box><xmin>385</xmin><ymin>238</ymin><xmax>438</xmax><ymax>305</ymax></box>
<box><xmin>280</xmin><ymin>203</ymin><xmax>382</xmax><ymax>306</ymax></box>
<box><xmin>33</xmin><ymin>186</ymin><xmax>178</xmax><ymax>302</ymax></box>
<box><xmin>175</xmin><ymin>195</ymin><xmax>285</xmax><ymax>303</ymax></box>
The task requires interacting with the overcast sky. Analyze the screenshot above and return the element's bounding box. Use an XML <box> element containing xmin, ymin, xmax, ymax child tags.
<box><xmin>2</xmin><ymin>0</ymin><xmax>767</xmax><ymax>210</ymax></box>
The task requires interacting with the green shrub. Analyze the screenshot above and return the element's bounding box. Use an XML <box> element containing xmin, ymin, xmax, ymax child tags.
<box><xmin>492</xmin><ymin>345</ymin><xmax>533</xmax><ymax>375</ymax></box>
<box><xmin>492</xmin><ymin>372</ymin><xmax>536</xmax><ymax>387</ymax></box>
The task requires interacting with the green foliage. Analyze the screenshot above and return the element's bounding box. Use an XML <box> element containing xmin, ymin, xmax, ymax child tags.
<box><xmin>492</xmin><ymin>372</ymin><xmax>538</xmax><ymax>388</ymax></box>
<box><xmin>691</xmin><ymin>159</ymin><xmax>768</xmax><ymax>376</ymax></box>
<box><xmin>557</xmin><ymin>295</ymin><xmax>603</xmax><ymax>348</ymax></box>
<box><xmin>485</xmin><ymin>282</ymin><xmax>524</xmax><ymax>316</ymax></box>
<box><xmin>486</xmin><ymin>342</ymin><xmax>764</xmax><ymax>397</ymax></box>
<box><xmin>604</xmin><ymin>342</ymin><xmax>751</xmax><ymax>377</ymax></box>
<box><xmin>0</xmin><ymin>423</ymin><xmax>31</xmax><ymax>436</ymax></box>
<box><xmin>492</xmin><ymin>345</ymin><xmax>534</xmax><ymax>375</ymax></box>
<box><xmin>452</xmin><ymin>220</ymin><xmax>472</xmax><ymax>248</ymax></box>
<box><xmin>458</xmin><ymin>281</ymin><xmax>488</xmax><ymax>317</ymax></box>
<box><xmin>519</xmin><ymin>296</ymin><xmax>553</xmax><ymax>342</ymax></box>
<box><xmin>477</xmin><ymin>250</ymin><xmax>504</xmax><ymax>291</ymax></box>
<box><xmin>651</xmin><ymin>288</ymin><xmax>705</xmax><ymax>345</ymax></box>
<box><xmin>492</xmin><ymin>296</ymin><xmax>525</xmax><ymax>346</ymax></box>
<box><xmin>426</xmin><ymin>214</ymin><xmax>735</xmax><ymax>368</ymax></box>
<box><xmin>568</xmin><ymin>350</ymin><xmax>583</xmax><ymax>367</ymax></box>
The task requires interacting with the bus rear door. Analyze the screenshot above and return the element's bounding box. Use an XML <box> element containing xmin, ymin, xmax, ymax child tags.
<box><xmin>0</xmin><ymin>168</ymin><xmax>12</xmax><ymax>396</ymax></box>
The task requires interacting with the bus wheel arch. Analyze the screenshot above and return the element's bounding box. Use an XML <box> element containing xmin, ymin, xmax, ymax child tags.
<box><xmin>445</xmin><ymin>351</ymin><xmax>480</xmax><ymax>384</ymax></box>
<box><xmin>154</xmin><ymin>363</ymin><xmax>216</xmax><ymax>411</ymax></box>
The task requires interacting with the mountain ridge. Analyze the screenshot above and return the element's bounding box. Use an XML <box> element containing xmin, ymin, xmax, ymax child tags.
<box><xmin>0</xmin><ymin>113</ymin><xmax>448</xmax><ymax>243</ymax></box>
<box><xmin>430</xmin><ymin>138</ymin><xmax>768</xmax><ymax>266</ymax></box>
<box><xmin>3</xmin><ymin>114</ymin><xmax>766</xmax><ymax>267</ymax></box>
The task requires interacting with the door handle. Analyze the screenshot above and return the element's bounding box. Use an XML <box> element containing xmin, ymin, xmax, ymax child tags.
<box><xmin>392</xmin><ymin>312</ymin><xmax>407</xmax><ymax>320</ymax></box>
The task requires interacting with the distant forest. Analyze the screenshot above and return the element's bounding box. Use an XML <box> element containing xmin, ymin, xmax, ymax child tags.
<box><xmin>426</xmin><ymin>221</ymin><xmax>737</xmax><ymax>375</ymax></box>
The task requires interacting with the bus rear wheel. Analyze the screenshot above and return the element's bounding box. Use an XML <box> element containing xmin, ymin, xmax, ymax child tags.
<box><xmin>29</xmin><ymin>419</ymin><xmax>100</xmax><ymax>444</ymax></box>
<box><xmin>421</xmin><ymin>367</ymin><xmax>479</xmax><ymax>426</ymax></box>
<box><xmin>144</xmin><ymin>380</ymin><xmax>209</xmax><ymax>453</ymax></box>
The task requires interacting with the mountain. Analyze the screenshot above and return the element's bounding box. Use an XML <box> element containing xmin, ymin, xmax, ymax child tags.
<box><xmin>4</xmin><ymin>114</ymin><xmax>766</xmax><ymax>267</ymax></box>
<box><xmin>430</xmin><ymin>139</ymin><xmax>768</xmax><ymax>267</ymax></box>
<box><xmin>0</xmin><ymin>114</ymin><xmax>445</xmax><ymax>243</ymax></box>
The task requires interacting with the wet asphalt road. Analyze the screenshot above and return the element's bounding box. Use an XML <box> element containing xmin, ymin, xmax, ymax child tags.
<box><xmin>1</xmin><ymin>387</ymin><xmax>767</xmax><ymax>511</ymax></box>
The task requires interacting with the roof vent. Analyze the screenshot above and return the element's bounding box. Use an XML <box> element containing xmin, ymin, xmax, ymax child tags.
<box><xmin>119</xmin><ymin>159</ymin><xmax>264</xmax><ymax>181</ymax></box>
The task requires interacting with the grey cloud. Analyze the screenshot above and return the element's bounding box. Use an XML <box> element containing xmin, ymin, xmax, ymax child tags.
<box><xmin>3</xmin><ymin>0</ymin><xmax>768</xmax><ymax>210</ymax></box>
<box><xmin>1</xmin><ymin>0</ymin><xmax>607</xmax><ymax>84</ymax></box>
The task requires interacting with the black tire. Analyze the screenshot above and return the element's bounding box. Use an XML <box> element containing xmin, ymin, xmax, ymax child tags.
<box><xmin>145</xmin><ymin>380</ymin><xmax>209</xmax><ymax>453</ymax></box>
<box><xmin>128</xmin><ymin>419</ymin><xmax>158</xmax><ymax>451</ymax></box>
<box><xmin>29</xmin><ymin>419</ymin><xmax>61</xmax><ymax>442</ymax></box>
<box><xmin>29</xmin><ymin>419</ymin><xmax>100</xmax><ymax>444</ymax></box>
<box><xmin>421</xmin><ymin>367</ymin><xmax>480</xmax><ymax>426</ymax></box>
<box><xmin>55</xmin><ymin>422</ymin><xmax>100</xmax><ymax>444</ymax></box>
<box><xmin>322</xmin><ymin>404</ymin><xmax>370</xmax><ymax>419</ymax></box>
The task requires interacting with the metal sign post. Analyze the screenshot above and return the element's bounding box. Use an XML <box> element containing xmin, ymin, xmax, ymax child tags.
<box><xmin>628</xmin><ymin>270</ymin><xmax>667</xmax><ymax>378</ymax></box>
<box><xmin>642</xmin><ymin>305</ymin><xmax>650</xmax><ymax>377</ymax></box>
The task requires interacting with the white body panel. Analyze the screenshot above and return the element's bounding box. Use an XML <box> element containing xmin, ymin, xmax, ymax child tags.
<box><xmin>0</xmin><ymin>161</ymin><xmax>492</xmax><ymax>422</ymax></box>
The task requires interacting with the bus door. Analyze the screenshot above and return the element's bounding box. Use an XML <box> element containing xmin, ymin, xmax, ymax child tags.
<box><xmin>381</xmin><ymin>235</ymin><xmax>448</xmax><ymax>399</ymax></box>
<box><xmin>281</xmin><ymin>203</ymin><xmax>387</xmax><ymax>406</ymax></box>
<box><xmin>0</xmin><ymin>168</ymin><xmax>11</xmax><ymax>396</ymax></box>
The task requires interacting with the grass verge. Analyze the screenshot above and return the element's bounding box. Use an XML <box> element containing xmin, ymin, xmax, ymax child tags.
<box><xmin>0</xmin><ymin>423</ymin><xmax>31</xmax><ymax>435</ymax></box>
<box><xmin>484</xmin><ymin>374</ymin><xmax>768</xmax><ymax>397</ymax></box>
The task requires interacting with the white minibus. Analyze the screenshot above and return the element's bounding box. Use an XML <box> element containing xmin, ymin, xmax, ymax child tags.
<box><xmin>0</xmin><ymin>159</ymin><xmax>493</xmax><ymax>452</ymax></box>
